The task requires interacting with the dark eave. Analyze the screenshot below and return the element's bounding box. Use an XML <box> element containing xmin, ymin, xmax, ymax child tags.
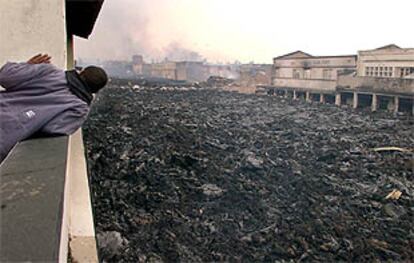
<box><xmin>66</xmin><ymin>0</ymin><xmax>104</xmax><ymax>39</ymax></box>
<box><xmin>375</xmin><ymin>44</ymin><xmax>401</xmax><ymax>50</ymax></box>
<box><xmin>275</xmin><ymin>54</ymin><xmax>357</xmax><ymax>61</ymax></box>
<box><xmin>274</xmin><ymin>51</ymin><xmax>314</xmax><ymax>60</ymax></box>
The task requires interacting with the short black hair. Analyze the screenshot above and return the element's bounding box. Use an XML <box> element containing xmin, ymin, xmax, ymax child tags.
<box><xmin>79</xmin><ymin>66</ymin><xmax>108</xmax><ymax>93</ymax></box>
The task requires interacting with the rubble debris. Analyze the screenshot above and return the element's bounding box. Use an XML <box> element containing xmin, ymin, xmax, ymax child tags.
<box><xmin>374</xmin><ymin>146</ymin><xmax>411</xmax><ymax>153</ymax></box>
<box><xmin>110</xmin><ymin>76</ymin><xmax>197</xmax><ymax>89</ymax></box>
<box><xmin>200</xmin><ymin>184</ymin><xmax>224</xmax><ymax>197</ymax></box>
<box><xmin>96</xmin><ymin>231</ymin><xmax>128</xmax><ymax>261</ymax></box>
<box><xmin>204</xmin><ymin>76</ymin><xmax>236</xmax><ymax>87</ymax></box>
<box><xmin>84</xmin><ymin>85</ymin><xmax>414</xmax><ymax>262</ymax></box>
<box><xmin>385</xmin><ymin>189</ymin><xmax>403</xmax><ymax>200</ymax></box>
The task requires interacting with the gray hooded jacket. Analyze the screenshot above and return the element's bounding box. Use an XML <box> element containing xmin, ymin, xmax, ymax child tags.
<box><xmin>0</xmin><ymin>62</ymin><xmax>89</xmax><ymax>162</ymax></box>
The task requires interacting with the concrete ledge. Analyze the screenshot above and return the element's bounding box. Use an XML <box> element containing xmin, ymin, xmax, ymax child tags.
<box><xmin>67</xmin><ymin>130</ymin><xmax>98</xmax><ymax>262</ymax></box>
<box><xmin>0</xmin><ymin>137</ymin><xmax>68</xmax><ymax>262</ymax></box>
<box><xmin>0</xmin><ymin>130</ymin><xmax>98</xmax><ymax>262</ymax></box>
<box><xmin>257</xmin><ymin>85</ymin><xmax>336</xmax><ymax>95</ymax></box>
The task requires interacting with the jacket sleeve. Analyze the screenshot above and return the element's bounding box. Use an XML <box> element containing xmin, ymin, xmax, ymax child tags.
<box><xmin>0</xmin><ymin>62</ymin><xmax>59</xmax><ymax>91</ymax></box>
<box><xmin>40</xmin><ymin>106</ymin><xmax>90</xmax><ymax>136</ymax></box>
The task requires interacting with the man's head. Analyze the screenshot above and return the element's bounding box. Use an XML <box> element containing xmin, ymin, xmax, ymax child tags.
<box><xmin>79</xmin><ymin>66</ymin><xmax>108</xmax><ymax>93</ymax></box>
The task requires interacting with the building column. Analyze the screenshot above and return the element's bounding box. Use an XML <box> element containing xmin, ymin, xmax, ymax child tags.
<box><xmin>371</xmin><ymin>94</ymin><xmax>378</xmax><ymax>112</ymax></box>
<box><xmin>320</xmin><ymin>94</ymin><xmax>325</xmax><ymax>103</ymax></box>
<box><xmin>306</xmin><ymin>92</ymin><xmax>311</xmax><ymax>102</ymax></box>
<box><xmin>335</xmin><ymin>93</ymin><xmax>341</xmax><ymax>106</ymax></box>
<box><xmin>394</xmin><ymin>96</ymin><xmax>400</xmax><ymax>114</ymax></box>
<box><xmin>293</xmin><ymin>90</ymin><xmax>297</xmax><ymax>100</ymax></box>
<box><xmin>412</xmin><ymin>98</ymin><xmax>414</xmax><ymax>116</ymax></box>
<box><xmin>353</xmin><ymin>92</ymin><xmax>359</xmax><ymax>109</ymax></box>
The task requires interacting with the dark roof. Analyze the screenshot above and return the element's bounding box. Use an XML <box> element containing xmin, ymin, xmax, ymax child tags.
<box><xmin>274</xmin><ymin>51</ymin><xmax>313</xmax><ymax>60</ymax></box>
<box><xmin>302</xmin><ymin>55</ymin><xmax>357</xmax><ymax>59</ymax></box>
<box><xmin>66</xmin><ymin>0</ymin><xmax>104</xmax><ymax>39</ymax></box>
<box><xmin>275</xmin><ymin>51</ymin><xmax>356</xmax><ymax>61</ymax></box>
<box><xmin>375</xmin><ymin>44</ymin><xmax>401</xmax><ymax>50</ymax></box>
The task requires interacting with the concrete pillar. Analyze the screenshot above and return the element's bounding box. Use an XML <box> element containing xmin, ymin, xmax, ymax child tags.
<box><xmin>353</xmin><ymin>92</ymin><xmax>359</xmax><ymax>109</ymax></box>
<box><xmin>412</xmin><ymin>99</ymin><xmax>414</xmax><ymax>116</ymax></box>
<box><xmin>394</xmin><ymin>96</ymin><xmax>400</xmax><ymax>114</ymax></box>
<box><xmin>387</xmin><ymin>98</ymin><xmax>394</xmax><ymax>112</ymax></box>
<box><xmin>335</xmin><ymin>93</ymin><xmax>341</xmax><ymax>106</ymax></box>
<box><xmin>320</xmin><ymin>94</ymin><xmax>325</xmax><ymax>103</ymax></box>
<box><xmin>371</xmin><ymin>94</ymin><xmax>378</xmax><ymax>112</ymax></box>
<box><xmin>293</xmin><ymin>90</ymin><xmax>297</xmax><ymax>100</ymax></box>
<box><xmin>306</xmin><ymin>92</ymin><xmax>311</xmax><ymax>102</ymax></box>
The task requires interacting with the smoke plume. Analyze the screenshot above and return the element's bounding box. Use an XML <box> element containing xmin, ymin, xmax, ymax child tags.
<box><xmin>75</xmin><ymin>0</ymin><xmax>205</xmax><ymax>62</ymax></box>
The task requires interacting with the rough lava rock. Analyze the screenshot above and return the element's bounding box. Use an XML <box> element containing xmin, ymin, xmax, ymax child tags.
<box><xmin>84</xmin><ymin>85</ymin><xmax>414</xmax><ymax>262</ymax></box>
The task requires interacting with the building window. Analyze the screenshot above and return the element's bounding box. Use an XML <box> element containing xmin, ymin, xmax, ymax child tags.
<box><xmin>365</xmin><ymin>66</ymin><xmax>374</xmax><ymax>76</ymax></box>
<box><xmin>323</xmin><ymin>69</ymin><xmax>332</xmax><ymax>79</ymax></box>
<box><xmin>293</xmin><ymin>69</ymin><xmax>301</xmax><ymax>79</ymax></box>
<box><xmin>400</xmin><ymin>67</ymin><xmax>414</xmax><ymax>77</ymax></box>
<box><xmin>365</xmin><ymin>67</ymin><xmax>370</xmax><ymax>76</ymax></box>
<box><xmin>304</xmin><ymin>69</ymin><xmax>311</xmax><ymax>79</ymax></box>
<box><xmin>367</xmin><ymin>66</ymin><xmax>394</xmax><ymax>77</ymax></box>
<box><xmin>388</xmin><ymin>67</ymin><xmax>393</xmax><ymax>77</ymax></box>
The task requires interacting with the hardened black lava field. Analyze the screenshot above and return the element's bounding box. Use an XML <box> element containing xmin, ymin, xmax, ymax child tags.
<box><xmin>83</xmin><ymin>85</ymin><xmax>413</xmax><ymax>262</ymax></box>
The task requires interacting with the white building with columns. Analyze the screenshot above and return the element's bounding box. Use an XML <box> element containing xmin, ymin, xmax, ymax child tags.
<box><xmin>357</xmin><ymin>44</ymin><xmax>414</xmax><ymax>79</ymax></box>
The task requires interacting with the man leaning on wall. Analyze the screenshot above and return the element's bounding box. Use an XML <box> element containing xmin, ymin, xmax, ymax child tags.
<box><xmin>0</xmin><ymin>54</ymin><xmax>108</xmax><ymax>163</ymax></box>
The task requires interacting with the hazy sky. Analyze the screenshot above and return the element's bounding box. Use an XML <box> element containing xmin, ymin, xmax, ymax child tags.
<box><xmin>75</xmin><ymin>0</ymin><xmax>414</xmax><ymax>63</ymax></box>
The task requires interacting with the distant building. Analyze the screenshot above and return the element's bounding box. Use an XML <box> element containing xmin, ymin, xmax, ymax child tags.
<box><xmin>130</xmin><ymin>55</ymin><xmax>152</xmax><ymax>76</ymax></box>
<box><xmin>129</xmin><ymin>56</ymin><xmax>244</xmax><ymax>82</ymax></box>
<box><xmin>259</xmin><ymin>46</ymin><xmax>413</xmax><ymax>114</ymax></box>
<box><xmin>207</xmin><ymin>64</ymin><xmax>240</xmax><ymax>79</ymax></box>
<box><xmin>176</xmin><ymin>61</ymin><xmax>207</xmax><ymax>82</ymax></box>
<box><xmin>150</xmin><ymin>62</ymin><xmax>178</xmax><ymax>80</ymax></box>
<box><xmin>338</xmin><ymin>44</ymin><xmax>414</xmax><ymax>100</ymax></box>
<box><xmin>239</xmin><ymin>64</ymin><xmax>272</xmax><ymax>87</ymax></box>
<box><xmin>103</xmin><ymin>60</ymin><xmax>134</xmax><ymax>78</ymax></box>
<box><xmin>132</xmin><ymin>55</ymin><xmax>144</xmax><ymax>65</ymax></box>
<box><xmin>357</xmin><ymin>44</ymin><xmax>414</xmax><ymax>78</ymax></box>
<box><xmin>272</xmin><ymin>51</ymin><xmax>357</xmax><ymax>92</ymax></box>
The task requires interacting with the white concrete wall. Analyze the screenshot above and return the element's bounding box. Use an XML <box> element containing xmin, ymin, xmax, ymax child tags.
<box><xmin>274</xmin><ymin>78</ymin><xmax>337</xmax><ymax>92</ymax></box>
<box><xmin>273</xmin><ymin>56</ymin><xmax>357</xmax><ymax>86</ymax></box>
<box><xmin>275</xmin><ymin>66</ymin><xmax>352</xmax><ymax>81</ymax></box>
<box><xmin>357</xmin><ymin>48</ymin><xmax>414</xmax><ymax>77</ymax></box>
<box><xmin>276</xmin><ymin>68</ymin><xmax>294</xmax><ymax>78</ymax></box>
<box><xmin>0</xmin><ymin>0</ymin><xmax>67</xmax><ymax>69</ymax></box>
<box><xmin>338</xmin><ymin>75</ymin><xmax>414</xmax><ymax>95</ymax></box>
<box><xmin>275</xmin><ymin>56</ymin><xmax>356</xmax><ymax>69</ymax></box>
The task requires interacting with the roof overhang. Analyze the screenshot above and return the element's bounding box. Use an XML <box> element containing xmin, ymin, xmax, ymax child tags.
<box><xmin>66</xmin><ymin>0</ymin><xmax>104</xmax><ymax>39</ymax></box>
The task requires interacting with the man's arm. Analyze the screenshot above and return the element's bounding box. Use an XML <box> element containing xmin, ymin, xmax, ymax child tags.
<box><xmin>40</xmin><ymin>106</ymin><xmax>90</xmax><ymax>136</ymax></box>
<box><xmin>0</xmin><ymin>54</ymin><xmax>53</xmax><ymax>90</ymax></box>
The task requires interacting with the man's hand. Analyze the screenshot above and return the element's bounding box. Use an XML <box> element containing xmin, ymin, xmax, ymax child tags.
<box><xmin>27</xmin><ymin>54</ymin><xmax>51</xmax><ymax>64</ymax></box>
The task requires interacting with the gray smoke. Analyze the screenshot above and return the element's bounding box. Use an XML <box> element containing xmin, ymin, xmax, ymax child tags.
<box><xmin>163</xmin><ymin>42</ymin><xmax>204</xmax><ymax>62</ymax></box>
<box><xmin>76</xmin><ymin>0</ymin><xmax>205</xmax><ymax>62</ymax></box>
